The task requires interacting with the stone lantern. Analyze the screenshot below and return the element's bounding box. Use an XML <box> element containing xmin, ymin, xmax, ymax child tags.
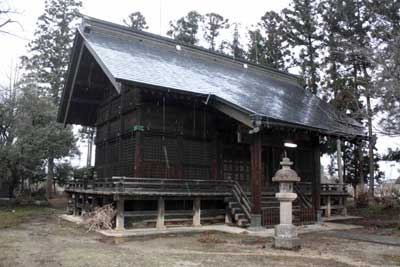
<box><xmin>272</xmin><ymin>156</ymin><xmax>301</xmax><ymax>250</ymax></box>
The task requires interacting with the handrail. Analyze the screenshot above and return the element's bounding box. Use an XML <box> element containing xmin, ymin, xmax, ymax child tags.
<box><xmin>294</xmin><ymin>183</ymin><xmax>313</xmax><ymax>208</ymax></box>
<box><xmin>66</xmin><ymin>176</ymin><xmax>253</xmax><ymax>221</ymax></box>
<box><xmin>231</xmin><ymin>181</ymin><xmax>252</xmax><ymax>220</ymax></box>
<box><xmin>67</xmin><ymin>176</ymin><xmax>235</xmax><ymax>194</ymax></box>
<box><xmin>321</xmin><ymin>183</ymin><xmax>347</xmax><ymax>192</ymax></box>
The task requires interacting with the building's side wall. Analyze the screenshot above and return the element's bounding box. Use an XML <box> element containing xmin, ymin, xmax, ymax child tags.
<box><xmin>93</xmin><ymin>83</ymin><xmax>318</xmax><ymax>193</ymax></box>
<box><xmin>94</xmin><ymin>84</ymin><xmax>218</xmax><ymax>180</ymax></box>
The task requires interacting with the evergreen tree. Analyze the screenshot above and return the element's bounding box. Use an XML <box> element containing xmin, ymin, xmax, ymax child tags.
<box><xmin>203</xmin><ymin>12</ymin><xmax>229</xmax><ymax>51</ymax></box>
<box><xmin>167</xmin><ymin>11</ymin><xmax>202</xmax><ymax>45</ymax></box>
<box><xmin>20</xmin><ymin>0</ymin><xmax>81</xmax><ymax>198</ymax></box>
<box><xmin>337</xmin><ymin>0</ymin><xmax>378</xmax><ymax>198</ymax></box>
<box><xmin>283</xmin><ymin>0</ymin><xmax>321</xmax><ymax>94</ymax></box>
<box><xmin>247</xmin><ymin>28</ymin><xmax>266</xmax><ymax>65</ymax></box>
<box><xmin>228</xmin><ymin>23</ymin><xmax>244</xmax><ymax>59</ymax></box>
<box><xmin>371</xmin><ymin>0</ymin><xmax>400</xmax><ymax>135</ymax></box>
<box><xmin>123</xmin><ymin>11</ymin><xmax>148</xmax><ymax>31</ymax></box>
<box><xmin>260</xmin><ymin>11</ymin><xmax>290</xmax><ymax>71</ymax></box>
<box><xmin>383</xmin><ymin>148</ymin><xmax>400</xmax><ymax>162</ymax></box>
<box><xmin>319</xmin><ymin>0</ymin><xmax>348</xmax><ymax>102</ymax></box>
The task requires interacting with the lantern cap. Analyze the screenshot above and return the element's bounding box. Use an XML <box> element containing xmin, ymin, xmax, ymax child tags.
<box><xmin>272</xmin><ymin>157</ymin><xmax>301</xmax><ymax>183</ymax></box>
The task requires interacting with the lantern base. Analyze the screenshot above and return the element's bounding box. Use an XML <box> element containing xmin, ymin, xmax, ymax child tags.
<box><xmin>273</xmin><ymin>224</ymin><xmax>301</xmax><ymax>250</ymax></box>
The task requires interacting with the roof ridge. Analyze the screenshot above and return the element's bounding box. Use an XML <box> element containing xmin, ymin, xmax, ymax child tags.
<box><xmin>79</xmin><ymin>14</ymin><xmax>301</xmax><ymax>83</ymax></box>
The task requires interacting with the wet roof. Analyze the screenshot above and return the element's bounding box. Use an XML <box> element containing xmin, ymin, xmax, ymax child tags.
<box><xmin>60</xmin><ymin>16</ymin><xmax>365</xmax><ymax>137</ymax></box>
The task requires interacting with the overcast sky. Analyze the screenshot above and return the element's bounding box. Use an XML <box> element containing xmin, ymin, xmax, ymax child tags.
<box><xmin>0</xmin><ymin>0</ymin><xmax>399</xmax><ymax>179</ymax></box>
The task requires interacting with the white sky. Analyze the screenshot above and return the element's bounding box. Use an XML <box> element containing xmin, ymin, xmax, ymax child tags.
<box><xmin>0</xmin><ymin>0</ymin><xmax>399</xmax><ymax>179</ymax></box>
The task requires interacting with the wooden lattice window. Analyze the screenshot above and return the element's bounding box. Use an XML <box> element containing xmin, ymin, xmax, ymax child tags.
<box><xmin>222</xmin><ymin>159</ymin><xmax>250</xmax><ymax>185</ymax></box>
<box><xmin>183</xmin><ymin>140</ymin><xmax>211</xmax><ymax>165</ymax></box>
<box><xmin>109</xmin><ymin>119</ymin><xmax>120</xmax><ymax>139</ymax></box>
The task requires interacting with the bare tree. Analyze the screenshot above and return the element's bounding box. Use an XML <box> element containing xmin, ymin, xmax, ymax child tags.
<box><xmin>0</xmin><ymin>1</ymin><xmax>19</xmax><ymax>34</ymax></box>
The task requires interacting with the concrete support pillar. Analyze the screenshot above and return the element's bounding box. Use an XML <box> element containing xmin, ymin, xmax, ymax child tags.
<box><xmin>341</xmin><ymin>197</ymin><xmax>348</xmax><ymax>216</ymax></box>
<box><xmin>73</xmin><ymin>194</ymin><xmax>78</xmax><ymax>216</ymax></box>
<box><xmin>193</xmin><ymin>198</ymin><xmax>201</xmax><ymax>227</ymax></box>
<box><xmin>81</xmin><ymin>194</ymin><xmax>87</xmax><ymax>216</ymax></box>
<box><xmin>225</xmin><ymin>207</ymin><xmax>232</xmax><ymax>224</ymax></box>
<box><xmin>326</xmin><ymin>196</ymin><xmax>331</xmax><ymax>217</ymax></box>
<box><xmin>115</xmin><ymin>199</ymin><xmax>125</xmax><ymax>231</ymax></box>
<box><xmin>156</xmin><ymin>197</ymin><xmax>166</xmax><ymax>229</ymax></box>
<box><xmin>337</xmin><ymin>139</ymin><xmax>343</xmax><ymax>185</ymax></box>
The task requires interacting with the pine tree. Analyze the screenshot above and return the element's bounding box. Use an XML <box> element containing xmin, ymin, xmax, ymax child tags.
<box><xmin>123</xmin><ymin>11</ymin><xmax>148</xmax><ymax>31</ymax></box>
<box><xmin>203</xmin><ymin>13</ymin><xmax>229</xmax><ymax>51</ymax></box>
<box><xmin>260</xmin><ymin>11</ymin><xmax>290</xmax><ymax>71</ymax></box>
<box><xmin>20</xmin><ymin>0</ymin><xmax>81</xmax><ymax>198</ymax></box>
<box><xmin>167</xmin><ymin>11</ymin><xmax>202</xmax><ymax>45</ymax></box>
<box><xmin>283</xmin><ymin>0</ymin><xmax>321</xmax><ymax>94</ymax></box>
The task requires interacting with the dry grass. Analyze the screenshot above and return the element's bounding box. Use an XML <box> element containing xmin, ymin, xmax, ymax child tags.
<box><xmin>83</xmin><ymin>204</ymin><xmax>116</xmax><ymax>232</ymax></box>
<box><xmin>197</xmin><ymin>231</ymin><xmax>227</xmax><ymax>244</ymax></box>
<box><xmin>0</xmin><ymin>206</ymin><xmax>53</xmax><ymax>229</ymax></box>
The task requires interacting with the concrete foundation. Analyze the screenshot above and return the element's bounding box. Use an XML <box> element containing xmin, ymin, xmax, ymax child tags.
<box><xmin>249</xmin><ymin>214</ymin><xmax>262</xmax><ymax>228</ymax></box>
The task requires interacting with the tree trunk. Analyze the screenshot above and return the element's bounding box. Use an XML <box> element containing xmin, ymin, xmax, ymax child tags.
<box><xmin>358</xmin><ymin>144</ymin><xmax>364</xmax><ymax>195</ymax></box>
<box><xmin>47</xmin><ymin>157</ymin><xmax>55</xmax><ymax>199</ymax></box>
<box><xmin>362</xmin><ymin>65</ymin><xmax>375</xmax><ymax>202</ymax></box>
<box><xmin>366</xmin><ymin>93</ymin><xmax>375</xmax><ymax>201</ymax></box>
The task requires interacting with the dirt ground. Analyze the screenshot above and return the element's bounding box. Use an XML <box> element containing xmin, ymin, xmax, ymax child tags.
<box><xmin>0</xmin><ymin>207</ymin><xmax>399</xmax><ymax>267</ymax></box>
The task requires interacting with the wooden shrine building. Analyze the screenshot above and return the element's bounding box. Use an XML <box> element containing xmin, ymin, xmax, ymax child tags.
<box><xmin>58</xmin><ymin>16</ymin><xmax>365</xmax><ymax>230</ymax></box>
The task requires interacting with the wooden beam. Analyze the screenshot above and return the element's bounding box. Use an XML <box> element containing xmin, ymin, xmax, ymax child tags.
<box><xmin>312</xmin><ymin>135</ymin><xmax>321</xmax><ymax>213</ymax></box>
<box><xmin>134</xmin><ymin>90</ymin><xmax>143</xmax><ymax>177</ymax></box>
<box><xmin>63</xmin><ymin>42</ymin><xmax>85</xmax><ymax>126</ymax></box>
<box><xmin>250</xmin><ymin>132</ymin><xmax>262</xmax><ymax>214</ymax></box>
<box><xmin>210</xmin><ymin>100</ymin><xmax>253</xmax><ymax>128</ymax></box>
<box><xmin>71</xmin><ymin>97</ymin><xmax>102</xmax><ymax>105</ymax></box>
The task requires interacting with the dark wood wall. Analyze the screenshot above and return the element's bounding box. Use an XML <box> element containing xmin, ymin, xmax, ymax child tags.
<box><xmin>94</xmin><ymin>83</ymin><xmax>318</xmax><ymax>191</ymax></box>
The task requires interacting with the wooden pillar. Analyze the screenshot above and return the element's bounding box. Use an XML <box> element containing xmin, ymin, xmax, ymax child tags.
<box><xmin>250</xmin><ymin>132</ymin><xmax>262</xmax><ymax>215</ymax></box>
<box><xmin>211</xmin><ymin>132</ymin><xmax>219</xmax><ymax>179</ymax></box>
<box><xmin>134</xmin><ymin>90</ymin><xmax>143</xmax><ymax>177</ymax></box>
<box><xmin>92</xmin><ymin>195</ymin><xmax>98</xmax><ymax>210</ymax></box>
<box><xmin>156</xmin><ymin>197</ymin><xmax>166</xmax><ymax>229</ymax></box>
<box><xmin>312</xmin><ymin>135</ymin><xmax>321</xmax><ymax>213</ymax></box>
<box><xmin>177</xmin><ymin>135</ymin><xmax>184</xmax><ymax>179</ymax></box>
<box><xmin>115</xmin><ymin>198</ymin><xmax>125</xmax><ymax>231</ymax></box>
<box><xmin>193</xmin><ymin>198</ymin><xmax>201</xmax><ymax>226</ymax></box>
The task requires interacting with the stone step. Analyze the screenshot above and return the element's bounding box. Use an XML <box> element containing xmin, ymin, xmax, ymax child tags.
<box><xmin>237</xmin><ymin>218</ymin><xmax>250</xmax><ymax>227</ymax></box>
<box><xmin>234</xmin><ymin>213</ymin><xmax>246</xmax><ymax>221</ymax></box>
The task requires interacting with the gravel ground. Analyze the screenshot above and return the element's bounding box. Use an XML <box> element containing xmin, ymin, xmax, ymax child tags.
<box><xmin>0</xmin><ymin>212</ymin><xmax>399</xmax><ymax>267</ymax></box>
